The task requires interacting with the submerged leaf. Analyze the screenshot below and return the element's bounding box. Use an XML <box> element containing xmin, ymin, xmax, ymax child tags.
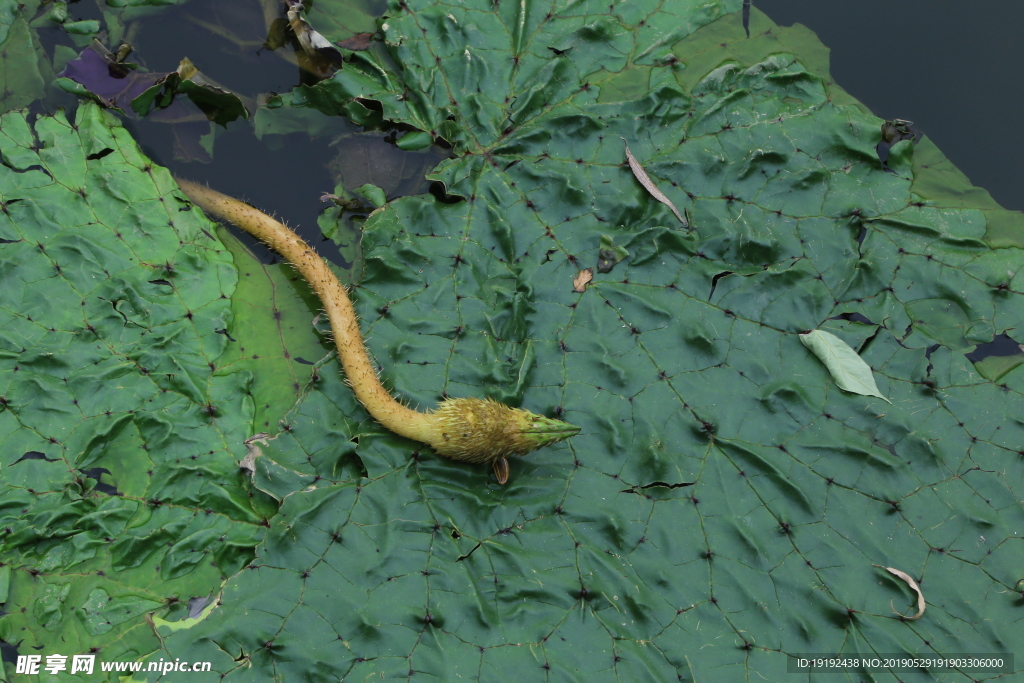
<box><xmin>800</xmin><ymin>329</ymin><xmax>892</xmax><ymax>403</ymax></box>
<box><xmin>57</xmin><ymin>40</ymin><xmax>147</xmax><ymax>112</ymax></box>
<box><xmin>0</xmin><ymin>7</ymin><xmax>47</xmax><ymax>112</ymax></box>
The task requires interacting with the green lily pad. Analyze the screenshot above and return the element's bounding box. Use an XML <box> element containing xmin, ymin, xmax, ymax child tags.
<box><xmin>147</xmin><ymin>2</ymin><xmax>1024</xmax><ymax>680</ymax></box>
<box><xmin>0</xmin><ymin>103</ymin><xmax>267</xmax><ymax>665</ymax></box>
<box><xmin>3</xmin><ymin>0</ymin><xmax>1024</xmax><ymax>680</ymax></box>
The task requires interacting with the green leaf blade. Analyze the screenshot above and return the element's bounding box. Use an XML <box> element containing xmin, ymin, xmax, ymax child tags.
<box><xmin>800</xmin><ymin>329</ymin><xmax>892</xmax><ymax>404</ymax></box>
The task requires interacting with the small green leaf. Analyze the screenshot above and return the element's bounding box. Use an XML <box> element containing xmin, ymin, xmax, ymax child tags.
<box><xmin>62</xmin><ymin>19</ymin><xmax>100</xmax><ymax>36</ymax></box>
<box><xmin>800</xmin><ymin>329</ymin><xmax>892</xmax><ymax>404</ymax></box>
<box><xmin>34</xmin><ymin>1</ymin><xmax>69</xmax><ymax>26</ymax></box>
<box><xmin>396</xmin><ymin>130</ymin><xmax>433</xmax><ymax>150</ymax></box>
<box><xmin>355</xmin><ymin>183</ymin><xmax>386</xmax><ymax>208</ymax></box>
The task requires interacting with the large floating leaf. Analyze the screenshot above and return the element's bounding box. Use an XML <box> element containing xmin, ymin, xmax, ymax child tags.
<box><xmin>3</xmin><ymin>1</ymin><xmax>1024</xmax><ymax>681</ymax></box>
<box><xmin>0</xmin><ymin>104</ymin><xmax>272</xmax><ymax>668</ymax></box>
<box><xmin>142</xmin><ymin>2</ymin><xmax>1024</xmax><ymax>682</ymax></box>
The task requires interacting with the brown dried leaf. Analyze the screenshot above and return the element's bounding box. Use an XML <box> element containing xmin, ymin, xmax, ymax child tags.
<box><xmin>875</xmin><ymin>565</ymin><xmax>926</xmax><ymax>620</ymax></box>
<box><xmin>622</xmin><ymin>138</ymin><xmax>687</xmax><ymax>226</ymax></box>
<box><xmin>573</xmin><ymin>268</ymin><xmax>594</xmax><ymax>293</ymax></box>
<box><xmin>338</xmin><ymin>33</ymin><xmax>374</xmax><ymax>51</ymax></box>
<box><xmin>492</xmin><ymin>457</ymin><xmax>509</xmax><ymax>484</ymax></box>
<box><xmin>240</xmin><ymin>432</ymin><xmax>272</xmax><ymax>476</ymax></box>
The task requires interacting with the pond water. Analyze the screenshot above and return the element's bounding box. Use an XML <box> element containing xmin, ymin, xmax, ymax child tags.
<box><xmin>754</xmin><ymin>0</ymin><xmax>1024</xmax><ymax>212</ymax></box>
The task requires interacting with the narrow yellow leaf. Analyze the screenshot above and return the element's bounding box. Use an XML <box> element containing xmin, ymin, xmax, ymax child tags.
<box><xmin>622</xmin><ymin>139</ymin><xmax>687</xmax><ymax>226</ymax></box>
<box><xmin>875</xmin><ymin>565</ymin><xmax>926</xmax><ymax>620</ymax></box>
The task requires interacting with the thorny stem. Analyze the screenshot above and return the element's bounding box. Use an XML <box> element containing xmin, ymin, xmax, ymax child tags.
<box><xmin>175</xmin><ymin>178</ymin><xmax>579</xmax><ymax>483</ymax></box>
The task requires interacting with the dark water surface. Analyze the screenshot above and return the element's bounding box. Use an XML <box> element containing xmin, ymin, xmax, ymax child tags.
<box><xmin>754</xmin><ymin>0</ymin><xmax>1024</xmax><ymax>212</ymax></box>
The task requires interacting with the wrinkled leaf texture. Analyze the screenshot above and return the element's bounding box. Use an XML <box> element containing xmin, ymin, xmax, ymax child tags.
<box><xmin>1</xmin><ymin>0</ymin><xmax>1023</xmax><ymax>681</ymax></box>
<box><xmin>0</xmin><ymin>103</ymin><xmax>272</xmax><ymax>668</ymax></box>
<box><xmin>153</xmin><ymin>2</ymin><xmax>1024</xmax><ymax>681</ymax></box>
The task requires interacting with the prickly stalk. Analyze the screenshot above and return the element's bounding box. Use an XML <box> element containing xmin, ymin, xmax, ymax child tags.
<box><xmin>174</xmin><ymin>178</ymin><xmax>579</xmax><ymax>483</ymax></box>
